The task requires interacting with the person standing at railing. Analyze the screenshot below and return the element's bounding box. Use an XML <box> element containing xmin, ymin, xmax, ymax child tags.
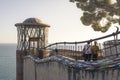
<box><xmin>92</xmin><ymin>41</ymin><xmax>100</xmax><ymax>61</ymax></box>
<box><xmin>83</xmin><ymin>41</ymin><xmax>92</xmax><ymax>61</ymax></box>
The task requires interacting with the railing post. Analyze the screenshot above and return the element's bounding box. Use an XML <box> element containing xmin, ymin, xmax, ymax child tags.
<box><xmin>109</xmin><ymin>41</ymin><xmax>113</xmax><ymax>58</ymax></box>
<box><xmin>75</xmin><ymin>42</ymin><xmax>77</xmax><ymax>61</ymax></box>
<box><xmin>55</xmin><ymin>43</ymin><xmax>58</xmax><ymax>55</ymax></box>
<box><xmin>103</xmin><ymin>42</ymin><xmax>107</xmax><ymax>58</ymax></box>
<box><xmin>113</xmin><ymin>32</ymin><xmax>118</xmax><ymax>57</ymax></box>
<box><xmin>70</xmin><ymin>46</ymin><xmax>72</xmax><ymax>56</ymax></box>
<box><xmin>64</xmin><ymin>42</ymin><xmax>66</xmax><ymax>56</ymax></box>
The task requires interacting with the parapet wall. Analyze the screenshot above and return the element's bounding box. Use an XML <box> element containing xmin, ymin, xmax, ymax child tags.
<box><xmin>23</xmin><ymin>56</ymin><xmax>68</xmax><ymax>80</ymax></box>
<box><xmin>23</xmin><ymin>55</ymin><xmax>120</xmax><ymax>80</ymax></box>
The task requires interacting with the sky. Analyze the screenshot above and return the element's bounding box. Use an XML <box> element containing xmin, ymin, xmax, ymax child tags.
<box><xmin>0</xmin><ymin>0</ymin><xmax>119</xmax><ymax>44</ymax></box>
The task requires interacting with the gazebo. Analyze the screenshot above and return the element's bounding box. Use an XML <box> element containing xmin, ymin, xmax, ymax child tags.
<box><xmin>15</xmin><ymin>18</ymin><xmax>50</xmax><ymax>80</ymax></box>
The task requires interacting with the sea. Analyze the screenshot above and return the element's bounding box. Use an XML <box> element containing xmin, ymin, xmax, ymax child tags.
<box><xmin>0</xmin><ymin>44</ymin><xmax>16</xmax><ymax>80</ymax></box>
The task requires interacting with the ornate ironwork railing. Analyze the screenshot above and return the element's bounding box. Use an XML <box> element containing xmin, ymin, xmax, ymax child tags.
<box><xmin>44</xmin><ymin>30</ymin><xmax>120</xmax><ymax>60</ymax></box>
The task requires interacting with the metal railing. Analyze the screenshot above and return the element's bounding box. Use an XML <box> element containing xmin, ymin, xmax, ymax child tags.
<box><xmin>44</xmin><ymin>30</ymin><xmax>120</xmax><ymax>60</ymax></box>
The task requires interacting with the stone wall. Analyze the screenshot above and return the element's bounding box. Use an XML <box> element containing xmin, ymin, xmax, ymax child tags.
<box><xmin>23</xmin><ymin>56</ymin><xmax>68</xmax><ymax>80</ymax></box>
<box><xmin>23</xmin><ymin>55</ymin><xmax>120</xmax><ymax>80</ymax></box>
<box><xmin>23</xmin><ymin>57</ymin><xmax>35</xmax><ymax>80</ymax></box>
<box><xmin>36</xmin><ymin>62</ymin><xmax>68</xmax><ymax>80</ymax></box>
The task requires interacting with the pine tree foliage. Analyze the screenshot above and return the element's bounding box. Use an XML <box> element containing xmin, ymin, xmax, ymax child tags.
<box><xmin>70</xmin><ymin>0</ymin><xmax>120</xmax><ymax>32</ymax></box>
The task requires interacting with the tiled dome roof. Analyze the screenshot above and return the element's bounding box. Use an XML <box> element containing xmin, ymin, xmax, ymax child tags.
<box><xmin>15</xmin><ymin>17</ymin><xmax>50</xmax><ymax>27</ymax></box>
<box><xmin>23</xmin><ymin>18</ymin><xmax>42</xmax><ymax>24</ymax></box>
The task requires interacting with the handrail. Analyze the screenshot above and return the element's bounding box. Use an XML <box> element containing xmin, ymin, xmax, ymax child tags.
<box><xmin>43</xmin><ymin>30</ymin><xmax>120</xmax><ymax>60</ymax></box>
<box><xmin>45</xmin><ymin>31</ymin><xmax>120</xmax><ymax>48</ymax></box>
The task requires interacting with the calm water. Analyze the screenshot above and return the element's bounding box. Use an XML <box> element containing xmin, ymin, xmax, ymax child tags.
<box><xmin>0</xmin><ymin>44</ymin><xmax>16</xmax><ymax>80</ymax></box>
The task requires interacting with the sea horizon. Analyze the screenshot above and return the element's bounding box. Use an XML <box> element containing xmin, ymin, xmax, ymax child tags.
<box><xmin>0</xmin><ymin>44</ymin><xmax>16</xmax><ymax>80</ymax></box>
